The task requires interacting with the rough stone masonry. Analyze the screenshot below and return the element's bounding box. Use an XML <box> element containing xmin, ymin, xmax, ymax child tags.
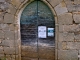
<box><xmin>0</xmin><ymin>0</ymin><xmax>80</xmax><ymax>60</ymax></box>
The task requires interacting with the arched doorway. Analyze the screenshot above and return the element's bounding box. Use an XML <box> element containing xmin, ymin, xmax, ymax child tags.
<box><xmin>20</xmin><ymin>0</ymin><xmax>55</xmax><ymax>60</ymax></box>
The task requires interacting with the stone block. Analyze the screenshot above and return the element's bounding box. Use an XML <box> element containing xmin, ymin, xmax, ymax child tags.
<box><xmin>0</xmin><ymin>24</ymin><xmax>1</xmax><ymax>30</ymax></box>
<box><xmin>4</xmin><ymin>13</ymin><xmax>14</xmax><ymax>23</ymax></box>
<box><xmin>63</xmin><ymin>33</ymin><xmax>74</xmax><ymax>41</ymax></box>
<box><xmin>0</xmin><ymin>54</ymin><xmax>4</xmax><ymax>58</ymax></box>
<box><xmin>4</xmin><ymin>47</ymin><xmax>15</xmax><ymax>54</ymax></box>
<box><xmin>73</xmin><ymin>14</ymin><xmax>80</xmax><ymax>24</ymax></box>
<box><xmin>6</xmin><ymin>55</ymin><xmax>11</xmax><ymax>60</ymax></box>
<box><xmin>0</xmin><ymin>30</ymin><xmax>4</xmax><ymax>38</ymax></box>
<box><xmin>58</xmin><ymin>13</ymin><xmax>73</xmax><ymax>25</ymax></box>
<box><xmin>54</xmin><ymin>2</ymin><xmax>68</xmax><ymax>15</ymax></box>
<box><xmin>58</xmin><ymin>42</ymin><xmax>67</xmax><ymax>50</ymax></box>
<box><xmin>0</xmin><ymin>47</ymin><xmax>3</xmax><ymax>54</ymax></box>
<box><xmin>64</xmin><ymin>0</ymin><xmax>80</xmax><ymax>5</ymax></box>
<box><xmin>11</xmin><ymin>55</ymin><xmax>15</xmax><ymax>59</ymax></box>
<box><xmin>14</xmin><ymin>31</ymin><xmax>18</xmax><ymax>40</ymax></box>
<box><xmin>15</xmin><ymin>55</ymin><xmax>18</xmax><ymax>60</ymax></box>
<box><xmin>79</xmin><ymin>50</ymin><xmax>80</xmax><ymax>55</ymax></box>
<box><xmin>74</xmin><ymin>0</ymin><xmax>80</xmax><ymax>4</ymax></box>
<box><xmin>9</xmin><ymin>24</ymin><xmax>15</xmax><ymax>31</ymax></box>
<box><xmin>0</xmin><ymin>2</ymin><xmax>9</xmax><ymax>11</ymax></box>
<box><xmin>4</xmin><ymin>31</ymin><xmax>14</xmax><ymax>40</ymax></box>
<box><xmin>1</xmin><ymin>24</ymin><xmax>14</xmax><ymax>31</ymax></box>
<box><xmin>64</xmin><ymin>0</ymin><xmax>80</xmax><ymax>12</ymax></box>
<box><xmin>67</xmin><ymin>42</ymin><xmax>80</xmax><ymax>49</ymax></box>
<box><xmin>0</xmin><ymin>24</ymin><xmax>8</xmax><ymax>30</ymax></box>
<box><xmin>20</xmin><ymin>0</ymin><xmax>25</xmax><ymax>3</ymax></box>
<box><xmin>59</xmin><ymin>33</ymin><xmax>63</xmax><ymax>42</ymax></box>
<box><xmin>47</xmin><ymin>0</ymin><xmax>62</xmax><ymax>7</ymax></box>
<box><xmin>67</xmin><ymin>4</ymin><xmax>77</xmax><ymax>12</ymax></box>
<box><xmin>59</xmin><ymin>32</ymin><xmax>74</xmax><ymax>42</ymax></box>
<box><xmin>11</xmin><ymin>0</ymin><xmax>21</xmax><ymax>8</ymax></box>
<box><xmin>2</xmin><ymin>40</ymin><xmax>15</xmax><ymax>47</ymax></box>
<box><xmin>0</xmin><ymin>0</ymin><xmax>5</xmax><ymax>2</ymax></box>
<box><xmin>15</xmin><ymin>46</ymin><xmax>19</xmax><ymax>54</ymax></box>
<box><xmin>7</xmin><ymin>4</ymin><xmax>16</xmax><ymax>15</ymax></box>
<box><xmin>0</xmin><ymin>16</ymin><xmax>3</xmax><ymax>23</ymax></box>
<box><xmin>59</xmin><ymin>25</ymin><xmax>62</xmax><ymax>32</ymax></box>
<box><xmin>0</xmin><ymin>12</ymin><xmax>4</xmax><ymax>23</ymax></box>
<box><xmin>60</xmin><ymin>24</ymin><xmax>80</xmax><ymax>32</ymax></box>
<box><xmin>58</xmin><ymin>50</ymin><xmax>78</xmax><ymax>60</ymax></box>
<box><xmin>63</xmin><ymin>25</ymin><xmax>75</xmax><ymax>32</ymax></box>
<box><xmin>0</xmin><ymin>39</ymin><xmax>2</xmax><ymax>44</ymax></box>
<box><xmin>74</xmin><ymin>34</ymin><xmax>80</xmax><ymax>40</ymax></box>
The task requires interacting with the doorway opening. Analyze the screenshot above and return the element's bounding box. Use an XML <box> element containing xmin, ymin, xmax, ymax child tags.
<box><xmin>20</xmin><ymin>0</ymin><xmax>55</xmax><ymax>60</ymax></box>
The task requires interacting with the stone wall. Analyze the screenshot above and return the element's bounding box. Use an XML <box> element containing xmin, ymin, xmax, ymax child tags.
<box><xmin>0</xmin><ymin>0</ymin><xmax>80</xmax><ymax>60</ymax></box>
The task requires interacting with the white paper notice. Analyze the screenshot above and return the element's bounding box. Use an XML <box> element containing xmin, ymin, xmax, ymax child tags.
<box><xmin>48</xmin><ymin>28</ymin><xmax>54</xmax><ymax>36</ymax></box>
<box><xmin>38</xmin><ymin>26</ymin><xmax>46</xmax><ymax>38</ymax></box>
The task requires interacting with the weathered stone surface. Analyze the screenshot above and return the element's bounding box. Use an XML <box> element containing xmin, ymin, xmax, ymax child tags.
<box><xmin>5</xmin><ymin>0</ymin><xmax>11</xmax><ymax>3</ymax></box>
<box><xmin>20</xmin><ymin>0</ymin><xmax>25</xmax><ymax>3</ymax></box>
<box><xmin>79</xmin><ymin>50</ymin><xmax>80</xmax><ymax>55</ymax></box>
<box><xmin>1</xmin><ymin>24</ymin><xmax>14</xmax><ymax>31</ymax></box>
<box><xmin>58</xmin><ymin>50</ymin><xmax>78</xmax><ymax>60</ymax></box>
<box><xmin>58</xmin><ymin>13</ymin><xmax>73</xmax><ymax>25</ymax></box>
<box><xmin>4</xmin><ymin>31</ymin><xmax>14</xmax><ymax>40</ymax></box>
<box><xmin>0</xmin><ymin>12</ymin><xmax>4</xmax><ymax>23</ymax></box>
<box><xmin>9</xmin><ymin>24</ymin><xmax>15</xmax><ymax>31</ymax></box>
<box><xmin>0</xmin><ymin>47</ymin><xmax>4</xmax><ymax>54</ymax></box>
<box><xmin>73</xmin><ymin>14</ymin><xmax>80</xmax><ymax>24</ymax></box>
<box><xmin>74</xmin><ymin>0</ymin><xmax>80</xmax><ymax>4</ymax></box>
<box><xmin>59</xmin><ymin>25</ymin><xmax>63</xmax><ymax>32</ymax></box>
<box><xmin>0</xmin><ymin>54</ymin><xmax>4</xmax><ymax>58</ymax></box>
<box><xmin>59</xmin><ymin>32</ymin><xmax>74</xmax><ymax>42</ymax></box>
<box><xmin>15</xmin><ymin>46</ymin><xmax>19</xmax><ymax>54</ymax></box>
<box><xmin>58</xmin><ymin>42</ymin><xmax>67</xmax><ymax>50</ymax></box>
<box><xmin>74</xmin><ymin>34</ymin><xmax>80</xmax><ymax>40</ymax></box>
<box><xmin>15</xmin><ymin>55</ymin><xmax>19</xmax><ymax>60</ymax></box>
<box><xmin>47</xmin><ymin>0</ymin><xmax>62</xmax><ymax>7</ymax></box>
<box><xmin>0</xmin><ymin>2</ymin><xmax>9</xmax><ymax>11</ymax></box>
<box><xmin>7</xmin><ymin>4</ymin><xmax>16</xmax><ymax>15</ymax></box>
<box><xmin>6</xmin><ymin>55</ymin><xmax>11</xmax><ymax>60</ymax></box>
<box><xmin>4</xmin><ymin>47</ymin><xmax>15</xmax><ymax>54</ymax></box>
<box><xmin>59</xmin><ymin>33</ymin><xmax>63</xmax><ymax>42</ymax></box>
<box><xmin>11</xmin><ymin>0</ymin><xmax>22</xmax><ymax>8</ymax></box>
<box><xmin>11</xmin><ymin>55</ymin><xmax>15</xmax><ymax>59</ymax></box>
<box><xmin>0</xmin><ymin>39</ymin><xmax>2</xmax><ymax>44</ymax></box>
<box><xmin>64</xmin><ymin>0</ymin><xmax>80</xmax><ymax>12</ymax></box>
<box><xmin>14</xmin><ymin>31</ymin><xmax>18</xmax><ymax>40</ymax></box>
<box><xmin>0</xmin><ymin>16</ymin><xmax>3</xmax><ymax>23</ymax></box>
<box><xmin>4</xmin><ymin>13</ymin><xmax>14</xmax><ymax>23</ymax></box>
<box><xmin>2</xmin><ymin>40</ymin><xmax>15</xmax><ymax>47</ymax></box>
<box><xmin>54</xmin><ymin>2</ymin><xmax>68</xmax><ymax>15</ymax></box>
<box><xmin>59</xmin><ymin>24</ymin><xmax>80</xmax><ymax>32</ymax></box>
<box><xmin>0</xmin><ymin>0</ymin><xmax>5</xmax><ymax>2</ymax></box>
<box><xmin>63</xmin><ymin>25</ymin><xmax>76</xmax><ymax>32</ymax></box>
<box><xmin>63</xmin><ymin>33</ymin><xmax>74</xmax><ymax>41</ymax></box>
<box><xmin>67</xmin><ymin>42</ymin><xmax>80</xmax><ymax>49</ymax></box>
<box><xmin>64</xmin><ymin>0</ymin><xmax>80</xmax><ymax>5</ymax></box>
<box><xmin>0</xmin><ymin>30</ymin><xmax>4</xmax><ymax>38</ymax></box>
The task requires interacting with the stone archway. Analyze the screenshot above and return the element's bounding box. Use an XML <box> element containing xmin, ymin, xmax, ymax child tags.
<box><xmin>16</xmin><ymin>0</ymin><xmax>58</xmax><ymax>60</ymax></box>
<box><xmin>17</xmin><ymin>0</ymin><xmax>58</xmax><ymax>59</ymax></box>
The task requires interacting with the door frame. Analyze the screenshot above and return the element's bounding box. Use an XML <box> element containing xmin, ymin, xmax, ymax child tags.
<box><xmin>16</xmin><ymin>0</ymin><xmax>58</xmax><ymax>60</ymax></box>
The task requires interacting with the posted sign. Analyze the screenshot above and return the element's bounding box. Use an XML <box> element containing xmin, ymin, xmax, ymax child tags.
<box><xmin>38</xmin><ymin>26</ymin><xmax>46</xmax><ymax>38</ymax></box>
<box><xmin>48</xmin><ymin>28</ymin><xmax>54</xmax><ymax>37</ymax></box>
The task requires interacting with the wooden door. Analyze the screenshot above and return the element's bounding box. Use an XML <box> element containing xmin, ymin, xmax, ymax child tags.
<box><xmin>20</xmin><ymin>1</ymin><xmax>55</xmax><ymax>60</ymax></box>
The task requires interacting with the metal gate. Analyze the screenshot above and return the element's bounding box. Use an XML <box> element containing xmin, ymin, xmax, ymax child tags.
<box><xmin>20</xmin><ymin>0</ymin><xmax>55</xmax><ymax>60</ymax></box>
